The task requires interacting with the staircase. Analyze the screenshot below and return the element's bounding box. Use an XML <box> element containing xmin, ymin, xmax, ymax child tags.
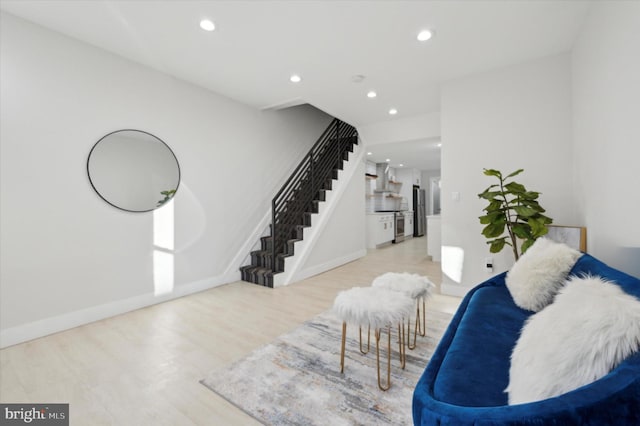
<box><xmin>240</xmin><ymin>119</ymin><xmax>358</xmax><ymax>287</ymax></box>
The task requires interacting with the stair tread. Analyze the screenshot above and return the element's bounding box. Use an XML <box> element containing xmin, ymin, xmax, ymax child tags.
<box><xmin>250</xmin><ymin>249</ymin><xmax>270</xmax><ymax>255</ymax></box>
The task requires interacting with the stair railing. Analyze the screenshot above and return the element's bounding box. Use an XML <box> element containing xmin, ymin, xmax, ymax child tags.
<box><xmin>271</xmin><ymin>119</ymin><xmax>358</xmax><ymax>275</ymax></box>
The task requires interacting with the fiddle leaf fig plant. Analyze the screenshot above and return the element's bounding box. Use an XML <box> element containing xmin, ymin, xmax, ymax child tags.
<box><xmin>478</xmin><ymin>169</ymin><xmax>552</xmax><ymax>261</ymax></box>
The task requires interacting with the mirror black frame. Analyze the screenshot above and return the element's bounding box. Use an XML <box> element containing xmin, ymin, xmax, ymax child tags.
<box><xmin>87</xmin><ymin>129</ymin><xmax>181</xmax><ymax>213</ymax></box>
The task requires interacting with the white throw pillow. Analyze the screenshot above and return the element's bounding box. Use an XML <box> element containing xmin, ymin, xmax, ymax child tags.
<box><xmin>506</xmin><ymin>275</ymin><xmax>640</xmax><ymax>405</ymax></box>
<box><xmin>506</xmin><ymin>237</ymin><xmax>582</xmax><ymax>311</ymax></box>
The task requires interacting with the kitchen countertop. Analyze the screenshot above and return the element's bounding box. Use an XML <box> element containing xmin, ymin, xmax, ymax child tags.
<box><xmin>366</xmin><ymin>210</ymin><xmax>413</xmax><ymax>214</ymax></box>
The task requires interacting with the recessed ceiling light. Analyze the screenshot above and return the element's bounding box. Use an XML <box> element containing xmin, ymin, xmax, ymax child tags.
<box><xmin>417</xmin><ymin>29</ymin><xmax>433</xmax><ymax>42</ymax></box>
<box><xmin>399</xmin><ymin>164</ymin><xmax>404</xmax><ymax>167</ymax></box>
<box><xmin>437</xmin><ymin>143</ymin><xmax>442</xmax><ymax>147</ymax></box>
<box><xmin>389</xmin><ymin>108</ymin><xmax>398</xmax><ymax>115</ymax></box>
<box><xmin>367</xmin><ymin>91</ymin><xmax>377</xmax><ymax>98</ymax></box>
<box><xmin>386</xmin><ymin>158</ymin><xmax>391</xmax><ymax>162</ymax></box>
<box><xmin>367</xmin><ymin>152</ymin><xmax>373</xmax><ymax>155</ymax></box>
<box><xmin>200</xmin><ymin>19</ymin><xmax>215</xmax><ymax>32</ymax></box>
<box><xmin>290</xmin><ymin>74</ymin><xmax>302</xmax><ymax>83</ymax></box>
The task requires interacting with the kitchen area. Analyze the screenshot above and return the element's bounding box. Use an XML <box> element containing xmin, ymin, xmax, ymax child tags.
<box><xmin>365</xmin><ymin>161</ymin><xmax>437</xmax><ymax>254</ymax></box>
<box><xmin>359</xmin><ymin>115</ymin><xmax>442</xmax><ymax>261</ymax></box>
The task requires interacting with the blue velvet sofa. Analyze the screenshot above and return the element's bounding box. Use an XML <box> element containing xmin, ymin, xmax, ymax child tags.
<box><xmin>413</xmin><ymin>254</ymin><xmax>640</xmax><ymax>425</ymax></box>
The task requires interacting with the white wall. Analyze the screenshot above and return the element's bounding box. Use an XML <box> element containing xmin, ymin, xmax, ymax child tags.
<box><xmin>440</xmin><ymin>53</ymin><xmax>576</xmax><ymax>295</ymax></box>
<box><xmin>572</xmin><ymin>1</ymin><xmax>640</xmax><ymax>278</ymax></box>
<box><xmin>421</xmin><ymin>169</ymin><xmax>441</xmax><ymax>215</ymax></box>
<box><xmin>0</xmin><ymin>13</ymin><xmax>333</xmax><ymax>346</ymax></box>
<box><xmin>298</xmin><ymin>160</ymin><xmax>366</xmax><ymax>277</ymax></box>
<box><xmin>395</xmin><ymin>167</ymin><xmax>416</xmax><ymax>211</ymax></box>
<box><xmin>358</xmin><ymin>112</ymin><xmax>440</xmax><ymax>146</ymax></box>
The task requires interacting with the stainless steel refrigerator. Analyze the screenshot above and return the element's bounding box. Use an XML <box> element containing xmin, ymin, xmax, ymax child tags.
<box><xmin>413</xmin><ymin>187</ymin><xmax>426</xmax><ymax>237</ymax></box>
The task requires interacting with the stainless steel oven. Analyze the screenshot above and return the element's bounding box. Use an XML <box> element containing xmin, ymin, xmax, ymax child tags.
<box><xmin>393</xmin><ymin>211</ymin><xmax>405</xmax><ymax>243</ymax></box>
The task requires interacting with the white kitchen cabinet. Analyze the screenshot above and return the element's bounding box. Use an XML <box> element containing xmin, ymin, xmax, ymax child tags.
<box><xmin>382</xmin><ymin>215</ymin><xmax>394</xmax><ymax>242</ymax></box>
<box><xmin>366</xmin><ymin>213</ymin><xmax>394</xmax><ymax>249</ymax></box>
<box><xmin>404</xmin><ymin>211</ymin><xmax>414</xmax><ymax>237</ymax></box>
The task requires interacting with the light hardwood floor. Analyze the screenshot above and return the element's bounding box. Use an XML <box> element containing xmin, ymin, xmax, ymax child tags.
<box><xmin>0</xmin><ymin>236</ymin><xmax>460</xmax><ymax>425</ymax></box>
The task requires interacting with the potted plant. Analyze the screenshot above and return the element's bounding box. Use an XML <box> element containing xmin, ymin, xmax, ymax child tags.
<box><xmin>477</xmin><ymin>169</ymin><xmax>552</xmax><ymax>260</ymax></box>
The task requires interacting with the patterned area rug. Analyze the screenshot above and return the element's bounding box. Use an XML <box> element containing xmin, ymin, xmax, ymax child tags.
<box><xmin>201</xmin><ymin>308</ymin><xmax>452</xmax><ymax>426</ymax></box>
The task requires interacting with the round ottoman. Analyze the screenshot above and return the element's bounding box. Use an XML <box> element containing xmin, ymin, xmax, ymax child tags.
<box><xmin>372</xmin><ymin>272</ymin><xmax>435</xmax><ymax>349</ymax></box>
<box><xmin>332</xmin><ymin>286</ymin><xmax>414</xmax><ymax>390</ymax></box>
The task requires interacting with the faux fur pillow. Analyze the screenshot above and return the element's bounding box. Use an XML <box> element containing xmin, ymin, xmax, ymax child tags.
<box><xmin>506</xmin><ymin>275</ymin><xmax>640</xmax><ymax>405</ymax></box>
<box><xmin>506</xmin><ymin>237</ymin><xmax>582</xmax><ymax>311</ymax></box>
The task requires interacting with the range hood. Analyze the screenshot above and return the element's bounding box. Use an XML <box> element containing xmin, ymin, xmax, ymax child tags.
<box><xmin>371</xmin><ymin>163</ymin><xmax>406</xmax><ymax>211</ymax></box>
<box><xmin>375</xmin><ymin>163</ymin><xmax>393</xmax><ymax>192</ymax></box>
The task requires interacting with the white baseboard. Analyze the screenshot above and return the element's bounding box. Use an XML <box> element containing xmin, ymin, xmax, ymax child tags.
<box><xmin>0</xmin><ymin>271</ymin><xmax>238</xmax><ymax>349</ymax></box>
<box><xmin>294</xmin><ymin>249</ymin><xmax>367</xmax><ymax>283</ymax></box>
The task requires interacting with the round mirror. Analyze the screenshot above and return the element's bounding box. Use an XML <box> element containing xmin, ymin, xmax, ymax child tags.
<box><xmin>87</xmin><ymin>129</ymin><xmax>180</xmax><ymax>212</ymax></box>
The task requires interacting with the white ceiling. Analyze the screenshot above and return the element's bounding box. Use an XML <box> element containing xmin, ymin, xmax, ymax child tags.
<box><xmin>0</xmin><ymin>0</ymin><xmax>592</xmax><ymax>170</ymax></box>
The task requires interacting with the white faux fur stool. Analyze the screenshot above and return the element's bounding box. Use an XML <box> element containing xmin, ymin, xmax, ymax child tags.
<box><xmin>372</xmin><ymin>272</ymin><xmax>435</xmax><ymax>349</ymax></box>
<box><xmin>333</xmin><ymin>286</ymin><xmax>414</xmax><ymax>391</ymax></box>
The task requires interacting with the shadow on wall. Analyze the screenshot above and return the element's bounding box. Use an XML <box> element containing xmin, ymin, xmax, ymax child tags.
<box><xmin>614</xmin><ymin>247</ymin><xmax>640</xmax><ymax>279</ymax></box>
<box><xmin>172</xmin><ymin>181</ymin><xmax>207</xmax><ymax>253</ymax></box>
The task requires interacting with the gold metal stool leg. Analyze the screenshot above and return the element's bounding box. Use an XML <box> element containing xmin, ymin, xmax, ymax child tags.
<box><xmin>408</xmin><ymin>301</ymin><xmax>419</xmax><ymax>350</ymax></box>
<box><xmin>416</xmin><ymin>296</ymin><xmax>427</xmax><ymax>337</ymax></box>
<box><xmin>359</xmin><ymin>325</ymin><xmax>370</xmax><ymax>354</ymax></box>
<box><xmin>375</xmin><ymin>326</ymin><xmax>392</xmax><ymax>391</ymax></box>
<box><xmin>420</xmin><ymin>297</ymin><xmax>426</xmax><ymax>337</ymax></box>
<box><xmin>398</xmin><ymin>322</ymin><xmax>406</xmax><ymax>369</ymax></box>
<box><xmin>340</xmin><ymin>322</ymin><xmax>347</xmax><ymax>373</ymax></box>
